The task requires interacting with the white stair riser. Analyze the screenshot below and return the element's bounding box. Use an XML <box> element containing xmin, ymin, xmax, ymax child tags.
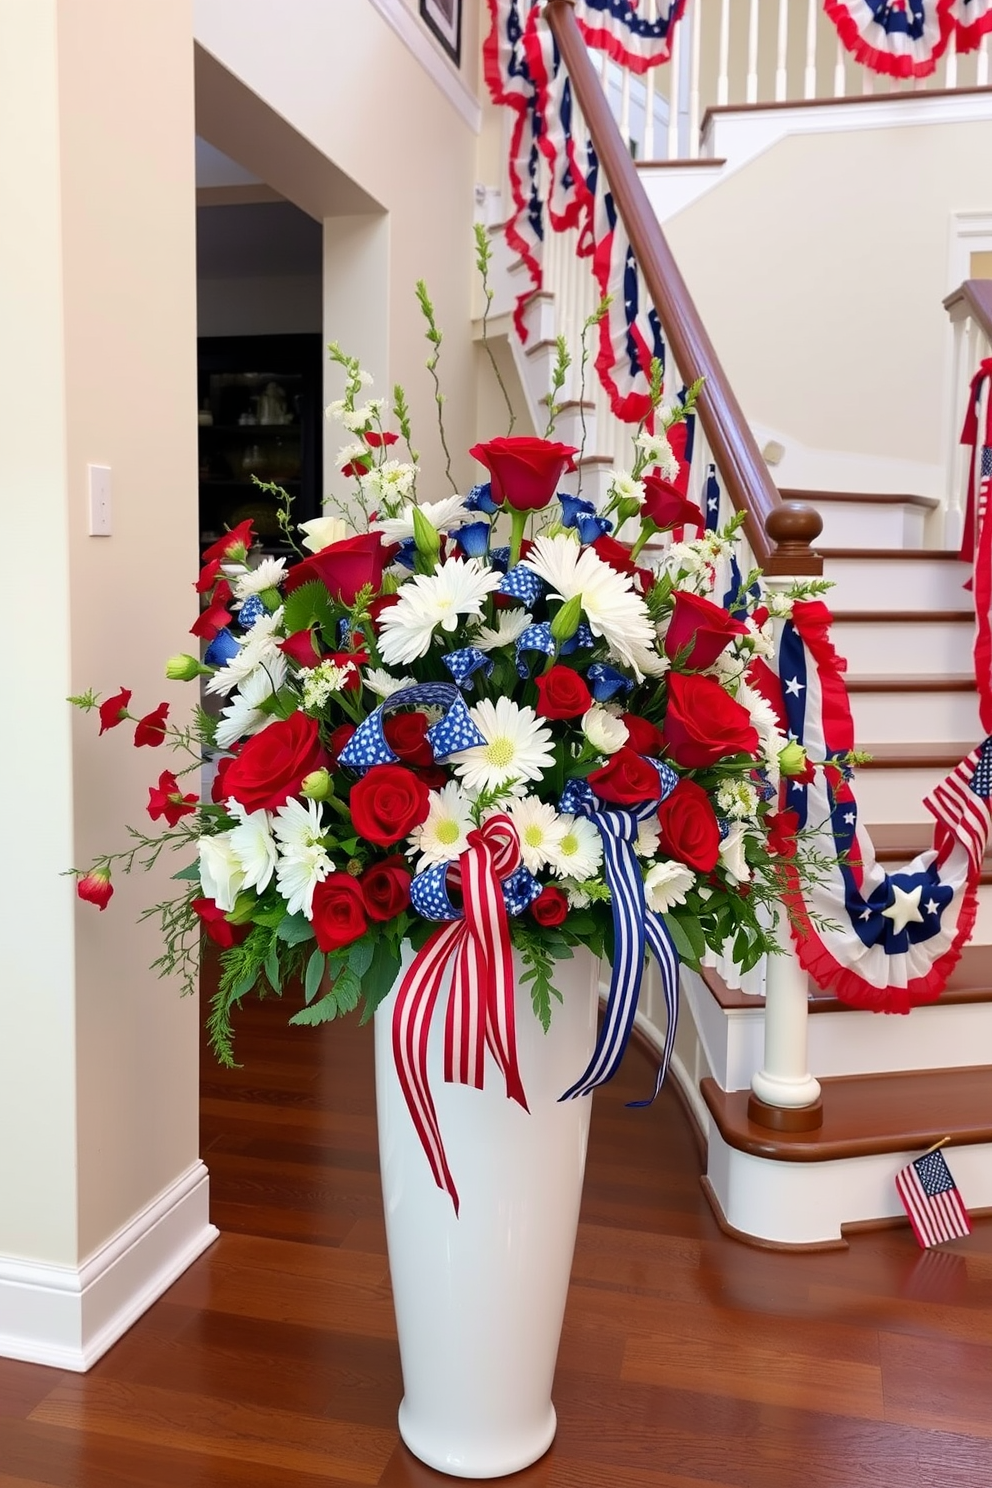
<box><xmin>854</xmin><ymin>765</ymin><xmax>951</xmax><ymax>824</ymax></box>
<box><xmin>831</xmin><ymin>620</ymin><xmax>972</xmax><ymax>676</ymax></box>
<box><xmin>813</xmin><ymin>502</ymin><xmax>927</xmax><ymax>550</ymax></box>
<box><xmin>823</xmin><ymin>558</ymin><xmax>972</xmax><ymax>612</ymax></box>
<box><xmin>849</xmin><ymin>688</ymin><xmax>980</xmax><ymax>743</ymax></box>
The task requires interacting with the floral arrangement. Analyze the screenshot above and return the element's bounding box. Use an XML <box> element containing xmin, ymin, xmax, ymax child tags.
<box><xmin>72</xmin><ymin>323</ymin><xmax>830</xmax><ymax>1205</ymax></box>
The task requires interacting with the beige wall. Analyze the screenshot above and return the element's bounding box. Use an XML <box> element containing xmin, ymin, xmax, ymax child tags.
<box><xmin>0</xmin><ymin>0</ymin><xmax>200</xmax><ymax>1266</ymax></box>
<box><xmin>663</xmin><ymin>118</ymin><xmax>992</xmax><ymax>471</ymax></box>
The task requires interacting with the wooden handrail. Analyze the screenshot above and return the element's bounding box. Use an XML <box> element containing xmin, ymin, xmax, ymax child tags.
<box><xmin>944</xmin><ymin>279</ymin><xmax>992</xmax><ymax>341</ymax></box>
<box><xmin>544</xmin><ymin>0</ymin><xmax>822</xmax><ymax>576</ymax></box>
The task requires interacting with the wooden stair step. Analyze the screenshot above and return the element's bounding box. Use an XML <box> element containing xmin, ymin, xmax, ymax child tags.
<box><xmin>844</xmin><ymin>675</ymin><xmax>975</xmax><ymax>692</ymax></box>
<box><xmin>857</xmin><ymin>741</ymin><xmax>975</xmax><ymax>768</ymax></box>
<box><xmin>780</xmin><ymin>488</ymin><xmax>940</xmax><ymax>511</ymax></box>
<box><xmin>700</xmin><ymin>1066</ymin><xmax>992</xmax><ymax>1162</ymax></box>
<box><xmin>831</xmin><ymin>609</ymin><xmax>972</xmax><ymax>624</ymax></box>
<box><xmin>818</xmin><ymin>547</ymin><xmax>961</xmax><ymax>560</ymax></box>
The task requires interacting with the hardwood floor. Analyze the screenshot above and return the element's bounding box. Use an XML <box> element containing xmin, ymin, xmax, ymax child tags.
<box><xmin>2</xmin><ymin>985</ymin><xmax>990</xmax><ymax>1487</ymax></box>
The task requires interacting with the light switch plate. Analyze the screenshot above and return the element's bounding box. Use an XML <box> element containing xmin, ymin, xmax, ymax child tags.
<box><xmin>88</xmin><ymin>464</ymin><xmax>112</xmax><ymax>536</ymax></box>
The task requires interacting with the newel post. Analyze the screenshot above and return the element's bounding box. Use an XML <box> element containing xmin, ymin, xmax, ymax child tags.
<box><xmin>748</xmin><ymin>503</ymin><xmax>825</xmax><ymax>1132</ymax></box>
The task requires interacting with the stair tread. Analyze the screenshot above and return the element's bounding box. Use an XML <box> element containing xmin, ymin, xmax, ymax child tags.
<box><xmin>857</xmin><ymin>742</ymin><xmax>978</xmax><ymax>767</ymax></box>
<box><xmin>832</xmin><ymin>610</ymin><xmax>971</xmax><ymax>623</ymax></box>
<box><xmin>819</xmin><ymin>548</ymin><xmax>961</xmax><ymax>561</ymax></box>
<box><xmin>845</xmin><ymin>674</ymin><xmax>975</xmax><ymax>692</ymax></box>
<box><xmin>701</xmin><ymin>1066</ymin><xmax>992</xmax><ymax>1162</ymax></box>
<box><xmin>780</xmin><ymin>488</ymin><xmax>940</xmax><ymax>510</ymax></box>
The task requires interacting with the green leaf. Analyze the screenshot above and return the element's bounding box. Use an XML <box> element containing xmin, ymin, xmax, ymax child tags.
<box><xmin>347</xmin><ymin>936</ymin><xmax>375</xmax><ymax>979</ymax></box>
<box><xmin>263</xmin><ymin>940</ymin><xmax>282</xmax><ymax>994</ymax></box>
<box><xmin>172</xmin><ymin>862</ymin><xmax>200</xmax><ymax>882</ymax></box>
<box><xmin>282</xmin><ymin>580</ymin><xmax>336</xmax><ymax>638</ymax></box>
<box><xmin>277</xmin><ymin>913</ymin><xmax>315</xmax><ymax>946</ymax></box>
<box><xmin>289</xmin><ymin>991</ymin><xmax>339</xmax><ymax>1026</ymax></box>
<box><xmin>359</xmin><ymin>938</ymin><xmax>403</xmax><ymax>1024</ymax></box>
<box><xmin>304</xmin><ymin>948</ymin><xmax>326</xmax><ymax>1003</ymax></box>
<box><xmin>663</xmin><ymin>913</ymin><xmax>702</xmax><ymax>969</ymax></box>
<box><xmin>333</xmin><ymin>966</ymin><xmax>362</xmax><ymax>1015</ymax></box>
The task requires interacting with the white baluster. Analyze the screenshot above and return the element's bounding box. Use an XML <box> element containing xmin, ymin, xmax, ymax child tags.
<box><xmin>775</xmin><ymin>0</ymin><xmax>789</xmax><ymax>101</ymax></box>
<box><xmin>833</xmin><ymin>35</ymin><xmax>846</xmax><ymax>96</ymax></box>
<box><xmin>644</xmin><ymin>66</ymin><xmax>656</xmax><ymax>159</ymax></box>
<box><xmin>717</xmin><ymin>0</ymin><xmax>731</xmax><ymax>106</ymax></box>
<box><xmin>804</xmin><ymin>0</ymin><xmax>818</xmax><ymax>99</ymax></box>
<box><xmin>945</xmin><ymin>27</ymin><xmax>958</xmax><ymax>89</ymax></box>
<box><xmin>746</xmin><ymin>0</ymin><xmax>759</xmax><ymax>104</ymax></box>
<box><xmin>978</xmin><ymin>31</ymin><xmax>990</xmax><ymax>86</ymax></box>
<box><xmin>668</xmin><ymin>15</ymin><xmax>682</xmax><ymax>159</ymax></box>
<box><xmin>619</xmin><ymin>65</ymin><xmax>632</xmax><ymax>148</ymax></box>
<box><xmin>862</xmin><ymin>69</ymin><xmax>874</xmax><ymax>95</ymax></box>
<box><xmin>688</xmin><ymin>0</ymin><xmax>702</xmax><ymax>158</ymax></box>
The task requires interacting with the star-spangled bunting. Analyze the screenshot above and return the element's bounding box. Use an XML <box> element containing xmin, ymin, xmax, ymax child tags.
<box><xmin>959</xmin><ymin>357</ymin><xmax>992</xmax><ymax>734</ymax></box>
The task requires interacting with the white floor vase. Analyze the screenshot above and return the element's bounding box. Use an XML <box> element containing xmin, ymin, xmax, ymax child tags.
<box><xmin>374</xmin><ymin>944</ymin><xmax>601</xmax><ymax>1479</ymax></box>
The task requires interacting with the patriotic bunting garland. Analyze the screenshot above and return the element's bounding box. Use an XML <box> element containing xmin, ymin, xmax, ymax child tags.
<box><xmin>824</xmin><ymin>0</ymin><xmax>955</xmax><ymax>79</ymax></box>
<box><xmin>947</xmin><ymin>0</ymin><xmax>992</xmax><ymax>51</ymax></box>
<box><xmin>959</xmin><ymin>356</ymin><xmax>992</xmax><ymax>734</ymax></box>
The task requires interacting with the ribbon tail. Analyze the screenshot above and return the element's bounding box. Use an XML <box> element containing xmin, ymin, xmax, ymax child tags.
<box><xmin>392</xmin><ymin>920</ymin><xmax>465</xmax><ymax>1212</ymax></box>
<box><xmin>559</xmin><ymin>818</ymin><xmax>647</xmax><ymax>1101</ymax></box>
<box><xmin>464</xmin><ymin>837</ymin><xmax>529</xmax><ymax>1112</ymax></box>
<box><xmin>626</xmin><ymin>912</ymin><xmax>680</xmax><ymax>1108</ymax></box>
<box><xmin>444</xmin><ymin>925</ymin><xmax>486</xmax><ymax>1090</ymax></box>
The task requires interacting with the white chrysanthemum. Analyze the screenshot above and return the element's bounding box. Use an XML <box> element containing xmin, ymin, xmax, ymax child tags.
<box><xmin>374</xmin><ymin>495</ymin><xmax>472</xmax><ymax>543</ymax></box>
<box><xmin>607</xmin><ymin>470</ymin><xmax>646</xmax><ymax>508</ymax></box>
<box><xmin>643</xmin><ymin>859</ymin><xmax>695</xmax><ymax>913</ymax></box>
<box><xmin>226</xmin><ymin>801</ymin><xmax>278</xmax><ymax>894</ymax></box>
<box><xmin>214</xmin><ymin>666</ymin><xmax>282</xmax><ymax>750</ymax></box>
<box><xmin>636</xmin><ymin>818</ymin><xmax>661</xmax><ymax>858</ymax></box>
<box><xmin>506</xmin><ymin>796</ymin><xmax>567</xmax><ymax>874</ymax></box>
<box><xmin>364</xmin><ymin>666</ymin><xmax>416</xmax><ymax>699</ymax></box>
<box><xmin>341</xmin><ymin>401</ymin><xmax>380</xmax><ymax>432</ymax></box>
<box><xmin>409</xmin><ymin>783</ymin><xmax>476</xmax><ymax>872</ymax></box>
<box><xmin>272</xmin><ymin>798</ymin><xmax>333</xmax><ymax>919</ymax></box>
<box><xmin>377</xmin><ymin>557</ymin><xmax>503</xmax><ymax>666</ymax></box>
<box><xmin>563</xmin><ymin>882</ymin><xmax>592</xmax><ymax>909</ymax></box>
<box><xmin>336</xmin><ymin>441</ymin><xmax>367</xmax><ymax>470</ymax></box>
<box><xmin>232</xmin><ymin>558</ymin><xmax>287</xmax><ymax>601</ymax></box>
<box><xmin>706</xmin><ymin>647</ymin><xmax>748</xmax><ymax>685</ymax></box>
<box><xmin>716</xmin><ymin>780</ymin><xmax>760</xmax><ymax>822</ymax></box>
<box><xmin>361</xmin><ymin>461</ymin><xmax>418</xmax><ymax>507</ymax></box>
<box><xmin>471</xmin><ymin>608</ymin><xmax>534</xmax><ymax>652</ymax></box>
<box><xmin>324</xmin><ymin>398</ymin><xmax>347</xmax><ymax>422</ymax></box>
<box><xmin>357</xmin><ymin>369</ymin><xmax>374</xmax><ymax>388</ymax></box>
<box><xmin>205</xmin><ymin>607</ymin><xmax>286</xmax><ymax>697</ymax></box>
<box><xmin>521</xmin><ymin>535</ymin><xmax>658</xmax><ymax>677</ymax></box>
<box><xmin>298</xmin><ymin>514</ymin><xmax>347</xmax><ymax>553</ymax></box>
<box><xmin>735</xmin><ymin>676</ymin><xmax>787</xmax><ymax>788</ymax></box>
<box><xmin>545</xmin><ymin>815</ymin><xmax>603</xmax><ymax>882</ymax></box>
<box><xmin>199</xmin><ymin>832</ymin><xmax>246</xmax><ymax>913</ymax></box>
<box><xmin>744</xmin><ymin>613</ymin><xmax>775</xmax><ymax>658</ymax></box>
<box><xmin>636</xmin><ymin>428</ymin><xmax>680</xmax><ymax>484</ymax></box>
<box><xmin>582</xmin><ymin>707</ymin><xmax>629</xmax><ymax>756</ymax></box>
<box><xmin>450</xmin><ymin>696</ymin><xmax>555</xmax><ymax>794</ymax></box>
<box><xmin>719</xmin><ymin>821</ymin><xmax>752</xmax><ymax>885</ymax></box>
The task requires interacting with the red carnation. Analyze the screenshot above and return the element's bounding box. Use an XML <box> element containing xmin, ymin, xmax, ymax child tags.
<box><xmin>311</xmin><ymin>873</ymin><xmax>368</xmax><ymax>953</ymax></box>
<box><xmin>201</xmin><ymin>520</ymin><xmax>254</xmax><ymax>565</ymax></box>
<box><xmin>147</xmin><ymin>770</ymin><xmax>198</xmax><ymax>827</ymax></box>
<box><xmin>98</xmin><ymin>687</ymin><xmax>131</xmax><ymax>735</ymax></box>
<box><xmin>530</xmin><ymin>885</ymin><xmax>569</xmax><ymax>927</ymax></box>
<box><xmin>134</xmin><ymin>702</ymin><xmax>169</xmax><ymax>748</ymax></box>
<box><xmin>361</xmin><ymin>857</ymin><xmax>412</xmax><ymax>922</ymax></box>
<box><xmin>192</xmin><ymin>897</ymin><xmax>249</xmax><ymax>949</ymax></box>
<box><xmin>190</xmin><ymin>593</ymin><xmax>232</xmax><ymax>641</ymax></box>
<box><xmin>77</xmin><ymin>868</ymin><xmax>113</xmax><ymax>911</ymax></box>
<box><xmin>284</xmin><ymin>532</ymin><xmax>386</xmax><ymax>606</ymax></box>
<box><xmin>469</xmin><ymin>436</ymin><xmax>577</xmax><ymax>511</ymax></box>
<box><xmin>195</xmin><ymin>558</ymin><xmax>223</xmax><ymax>594</ymax></box>
<box><xmin>534</xmin><ymin>666</ymin><xmax>592</xmax><ymax>721</ymax></box>
<box><xmin>767</xmin><ymin>809</ymin><xmax>800</xmax><ymax>859</ymax></box>
<box><xmin>350</xmin><ymin>764</ymin><xmax>431</xmax><ymax>847</ymax></box>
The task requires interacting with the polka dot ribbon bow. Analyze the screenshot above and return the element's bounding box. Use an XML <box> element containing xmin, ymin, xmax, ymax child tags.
<box><xmin>393</xmin><ymin>813</ymin><xmax>536</xmax><ymax>1214</ymax></box>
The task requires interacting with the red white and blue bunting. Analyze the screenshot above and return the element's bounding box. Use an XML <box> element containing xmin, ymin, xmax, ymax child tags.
<box><xmin>947</xmin><ymin>0</ymin><xmax>992</xmax><ymax>51</ymax></box>
<box><xmin>774</xmin><ymin>602</ymin><xmax>990</xmax><ymax>1012</ymax></box>
<box><xmin>824</xmin><ymin>0</ymin><xmax>953</xmax><ymax>79</ymax></box>
<box><xmin>959</xmin><ymin>356</ymin><xmax>992</xmax><ymax>734</ymax></box>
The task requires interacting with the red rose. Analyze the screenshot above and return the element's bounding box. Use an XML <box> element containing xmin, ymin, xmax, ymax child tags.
<box><xmin>368</xmin><ymin>592</ymin><xmax>400</xmax><ymax>631</ymax></box>
<box><xmin>349</xmin><ymin>764</ymin><xmax>431</xmax><ymax>847</ymax></box>
<box><xmin>469</xmin><ymin>436</ymin><xmax>577</xmax><ymax>511</ymax></box>
<box><xmin>192</xmin><ymin>896</ymin><xmax>249</xmax><ymax>949</ymax></box>
<box><xmin>642</xmin><ymin>475</ymin><xmax>704</xmax><ymax>532</ymax></box>
<box><xmin>77</xmin><ymin>868</ymin><xmax>113</xmax><ymax>910</ymax></box>
<box><xmin>279</xmin><ymin>630</ymin><xmax>322</xmax><ymax>669</ymax></box>
<box><xmin>534</xmin><ymin>666</ymin><xmax>592</xmax><ymax>721</ymax></box>
<box><xmin>311</xmin><ymin>872</ymin><xmax>368</xmax><ymax>953</ymax></box>
<box><xmin>361</xmin><ymin>857</ymin><xmax>412</xmax><ymax>922</ymax></box>
<box><xmin>283</xmin><ymin>532</ymin><xmax>386</xmax><ymax>606</ymax></box>
<box><xmin>384</xmin><ymin>712</ymin><xmax>435</xmax><ymax>767</ymax></box>
<box><xmin>211</xmin><ymin>752</ymin><xmax>239</xmax><ymax>803</ymax></box>
<box><xmin>202</xmin><ymin>520</ymin><xmax>254</xmax><ymax>565</ymax></box>
<box><xmin>98</xmin><ymin>687</ymin><xmax>131</xmax><ymax>735</ymax></box>
<box><xmin>767</xmin><ymin>809</ymin><xmax>800</xmax><ymax>859</ymax></box>
<box><xmin>530</xmin><ymin>885</ymin><xmax>569</xmax><ymax>926</ymax></box>
<box><xmin>664</xmin><ymin>591</ymin><xmax>749</xmax><ymax>671</ymax></box>
<box><xmin>222</xmin><ymin>712</ymin><xmax>329</xmax><ymax>813</ymax></box>
<box><xmin>588</xmin><ymin>747</ymin><xmax>662</xmax><ymax>806</ymax></box>
<box><xmin>415</xmin><ymin>765</ymin><xmax>449</xmax><ymax>791</ymax></box>
<box><xmin>329</xmin><ymin>723</ymin><xmax>357</xmax><ymax>766</ymax></box>
<box><xmin>658</xmin><ymin>779</ymin><xmax>721</xmax><ymax>873</ymax></box>
<box><xmin>663</xmin><ymin>673</ymin><xmax>759</xmax><ymax>770</ymax></box>
<box><xmin>134</xmin><ymin>702</ymin><xmax>169</xmax><ymax>747</ymax></box>
<box><xmin>148</xmin><ymin>770</ymin><xmax>198</xmax><ymax>826</ymax></box>
<box><xmin>622</xmin><ymin>713</ymin><xmax>664</xmax><ymax>757</ymax></box>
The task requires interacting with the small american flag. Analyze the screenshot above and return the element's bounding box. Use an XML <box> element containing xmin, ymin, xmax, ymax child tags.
<box><xmin>895</xmin><ymin>1148</ymin><xmax>972</xmax><ymax>1249</ymax></box>
<box><xmin>924</xmin><ymin>737</ymin><xmax>992</xmax><ymax>881</ymax></box>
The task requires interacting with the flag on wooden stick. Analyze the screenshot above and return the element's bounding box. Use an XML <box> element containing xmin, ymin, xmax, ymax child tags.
<box><xmin>895</xmin><ymin>1147</ymin><xmax>972</xmax><ymax>1249</ymax></box>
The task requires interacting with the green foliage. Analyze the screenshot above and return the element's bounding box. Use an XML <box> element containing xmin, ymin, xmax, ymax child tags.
<box><xmin>359</xmin><ymin>935</ymin><xmax>404</xmax><ymax>1024</ymax></box>
<box><xmin>282</xmin><ymin>581</ymin><xmax>337</xmax><ymax>640</ymax></box>
<box><xmin>543</xmin><ymin>336</ymin><xmax>571</xmax><ymax>440</ymax></box>
<box><xmin>415</xmin><ymin>278</ymin><xmax>458</xmax><ymax>494</ymax></box>
<box><xmin>511</xmin><ymin>919</ymin><xmax>578</xmax><ymax>1033</ymax></box>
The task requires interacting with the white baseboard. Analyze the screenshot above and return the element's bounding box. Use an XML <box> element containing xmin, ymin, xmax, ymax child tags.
<box><xmin>0</xmin><ymin>1159</ymin><xmax>218</xmax><ymax>1371</ymax></box>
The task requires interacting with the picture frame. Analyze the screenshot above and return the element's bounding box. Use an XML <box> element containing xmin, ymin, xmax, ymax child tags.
<box><xmin>419</xmin><ymin>0</ymin><xmax>462</xmax><ymax>67</ymax></box>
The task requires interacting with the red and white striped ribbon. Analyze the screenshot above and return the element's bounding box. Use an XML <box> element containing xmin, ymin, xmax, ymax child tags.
<box><xmin>391</xmin><ymin>814</ymin><xmax>529</xmax><ymax>1212</ymax></box>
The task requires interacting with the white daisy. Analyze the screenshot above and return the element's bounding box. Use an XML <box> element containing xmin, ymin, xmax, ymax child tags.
<box><xmin>643</xmin><ymin>859</ymin><xmax>695</xmax><ymax>913</ymax></box>
<box><xmin>364</xmin><ymin>666</ymin><xmax>416</xmax><ymax>700</ymax></box>
<box><xmin>377</xmin><ymin>557</ymin><xmax>503</xmax><ymax>667</ymax></box>
<box><xmin>214</xmin><ymin>666</ymin><xmax>282</xmax><ymax>750</ymax></box>
<box><xmin>521</xmin><ymin>535</ymin><xmax>658</xmax><ymax>677</ymax></box>
<box><xmin>409</xmin><ymin>783</ymin><xmax>475</xmax><ymax>872</ymax></box>
<box><xmin>450</xmin><ymin>697</ymin><xmax>554</xmax><ymax>795</ymax></box>
<box><xmin>205</xmin><ymin>607</ymin><xmax>286</xmax><ymax>697</ymax></box>
<box><xmin>719</xmin><ymin>822</ymin><xmax>752</xmax><ymax>885</ymax></box>
<box><xmin>506</xmin><ymin>796</ymin><xmax>567</xmax><ymax>874</ymax></box>
<box><xmin>582</xmin><ymin>707</ymin><xmax>629</xmax><ymax>756</ymax></box>
<box><xmin>545</xmin><ymin>815</ymin><xmax>603</xmax><ymax>882</ymax></box>
<box><xmin>298</xmin><ymin>514</ymin><xmax>347</xmax><ymax>553</ymax></box>
<box><xmin>272</xmin><ymin>798</ymin><xmax>334</xmax><ymax>919</ymax></box>
<box><xmin>606</xmin><ymin>470</ymin><xmax>646</xmax><ymax>508</ymax></box>
<box><xmin>226</xmin><ymin>801</ymin><xmax>278</xmax><ymax>894</ymax></box>
<box><xmin>636</xmin><ymin>818</ymin><xmax>661</xmax><ymax>858</ymax></box>
<box><xmin>232</xmin><ymin>557</ymin><xmax>287</xmax><ymax>601</ymax></box>
<box><xmin>374</xmin><ymin>495</ymin><xmax>472</xmax><ymax>543</ymax></box>
<box><xmin>471</xmin><ymin>608</ymin><xmax>533</xmax><ymax>652</ymax></box>
<box><xmin>199</xmin><ymin>832</ymin><xmax>246</xmax><ymax>913</ymax></box>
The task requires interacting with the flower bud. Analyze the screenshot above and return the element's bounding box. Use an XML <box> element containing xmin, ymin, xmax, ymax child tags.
<box><xmin>165</xmin><ymin>653</ymin><xmax>208</xmax><ymax>681</ymax></box>
<box><xmin>582</xmin><ymin>707</ymin><xmax>629</xmax><ymax>756</ymax></box>
<box><xmin>259</xmin><ymin>588</ymin><xmax>282</xmax><ymax>612</ymax></box>
<box><xmin>779</xmin><ymin>741</ymin><xmax>810</xmax><ymax>778</ymax></box>
<box><xmin>301</xmin><ymin>768</ymin><xmax>332</xmax><ymax>802</ymax></box>
<box><xmin>550</xmin><ymin>594</ymin><xmax>583</xmax><ymax>643</ymax></box>
<box><xmin>76</xmin><ymin>867</ymin><xmax>113</xmax><ymax>911</ymax></box>
<box><xmin>227</xmin><ymin>891</ymin><xmax>258</xmax><ymax>925</ymax></box>
<box><xmin>411</xmin><ymin>504</ymin><xmax>441</xmax><ymax>564</ymax></box>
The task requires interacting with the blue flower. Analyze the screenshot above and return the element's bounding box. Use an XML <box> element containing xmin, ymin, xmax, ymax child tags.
<box><xmin>237</xmin><ymin>594</ymin><xmax>267</xmax><ymax>630</ymax></box>
<box><xmin>464</xmin><ymin>481</ymin><xmax>500</xmax><ymax>515</ymax></box>
<box><xmin>204</xmin><ymin>628</ymin><xmax>240</xmax><ymax>668</ymax></box>
<box><xmin>558</xmin><ymin>493</ymin><xmax>597</xmax><ymax>528</ymax></box>
<box><xmin>394</xmin><ymin>538</ymin><xmax>417</xmax><ymax>570</ymax></box>
<box><xmin>490</xmin><ymin>545</ymin><xmax>511</xmax><ymax>573</ymax></box>
<box><xmin>450</xmin><ymin>521</ymin><xmax>491</xmax><ymax>559</ymax></box>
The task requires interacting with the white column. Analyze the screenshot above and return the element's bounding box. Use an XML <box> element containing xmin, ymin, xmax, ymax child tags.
<box><xmin>717</xmin><ymin>0</ymin><xmax>731</xmax><ymax>106</ymax></box>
